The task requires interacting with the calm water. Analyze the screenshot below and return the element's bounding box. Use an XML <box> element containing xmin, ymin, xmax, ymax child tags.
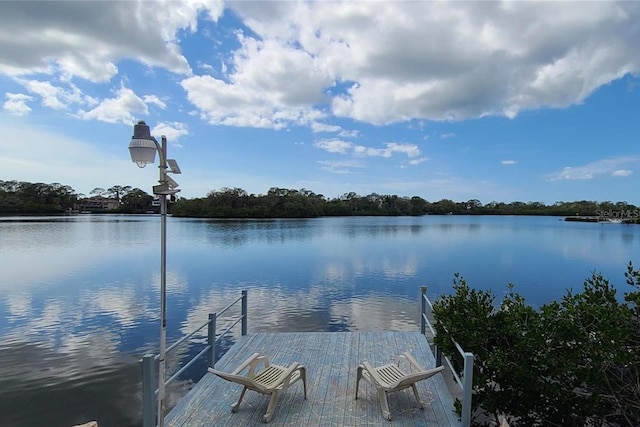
<box><xmin>1</xmin><ymin>215</ymin><xmax>638</xmax><ymax>426</ymax></box>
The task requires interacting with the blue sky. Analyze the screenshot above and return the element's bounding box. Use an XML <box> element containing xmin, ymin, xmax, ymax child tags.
<box><xmin>1</xmin><ymin>1</ymin><xmax>639</xmax><ymax>204</ymax></box>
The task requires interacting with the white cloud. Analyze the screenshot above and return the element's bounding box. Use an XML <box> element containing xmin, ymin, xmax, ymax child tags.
<box><xmin>546</xmin><ymin>157</ymin><xmax>637</xmax><ymax>181</ymax></box>
<box><xmin>311</xmin><ymin>122</ymin><xmax>342</xmax><ymax>133</ymax></box>
<box><xmin>0</xmin><ymin>1</ymin><xmax>225</xmax><ymax>82</ymax></box>
<box><xmin>612</xmin><ymin>169</ymin><xmax>633</xmax><ymax>177</ymax></box>
<box><xmin>386</xmin><ymin>142</ymin><xmax>421</xmax><ymax>158</ymax></box>
<box><xmin>318</xmin><ymin>159</ymin><xmax>365</xmax><ymax>174</ymax></box>
<box><xmin>501</xmin><ymin>160</ymin><xmax>517</xmax><ymax>165</ymax></box>
<box><xmin>408</xmin><ymin>157</ymin><xmax>429</xmax><ymax>166</ymax></box>
<box><xmin>315</xmin><ymin>139</ymin><xmax>422</xmax><ymax>161</ymax></box>
<box><xmin>339</xmin><ymin>129</ymin><xmax>360</xmax><ymax>139</ymax></box>
<box><xmin>3</xmin><ymin>93</ymin><xmax>33</xmax><ymax>116</ymax></box>
<box><xmin>314</xmin><ymin>138</ymin><xmax>353</xmax><ymax>154</ymax></box>
<box><xmin>441</xmin><ymin>133</ymin><xmax>456</xmax><ymax>139</ymax></box>
<box><xmin>354</xmin><ymin>142</ymin><xmax>421</xmax><ymax>158</ymax></box>
<box><xmin>80</xmin><ymin>86</ymin><xmax>148</xmax><ymax>125</ymax></box>
<box><xmin>181</xmin><ymin>33</ymin><xmax>332</xmax><ymax>129</ymax></box>
<box><xmin>225</xmin><ymin>1</ymin><xmax>640</xmax><ymax>125</ymax></box>
<box><xmin>143</xmin><ymin>95</ymin><xmax>167</xmax><ymax>110</ymax></box>
<box><xmin>152</xmin><ymin>121</ymin><xmax>189</xmax><ymax>143</ymax></box>
<box><xmin>2</xmin><ymin>1</ymin><xmax>637</xmax><ymax>129</ymax></box>
<box><xmin>20</xmin><ymin>79</ymin><xmax>97</xmax><ymax>111</ymax></box>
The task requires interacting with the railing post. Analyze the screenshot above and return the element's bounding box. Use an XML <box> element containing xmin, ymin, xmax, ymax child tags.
<box><xmin>420</xmin><ymin>286</ymin><xmax>427</xmax><ymax>335</ymax></box>
<box><xmin>141</xmin><ymin>354</ymin><xmax>157</xmax><ymax>427</ymax></box>
<box><xmin>461</xmin><ymin>352</ymin><xmax>474</xmax><ymax>427</ymax></box>
<box><xmin>435</xmin><ymin>346</ymin><xmax>442</xmax><ymax>367</ymax></box>
<box><xmin>241</xmin><ymin>290</ymin><xmax>248</xmax><ymax>336</ymax></box>
<box><xmin>208</xmin><ymin>313</ymin><xmax>217</xmax><ymax>368</ymax></box>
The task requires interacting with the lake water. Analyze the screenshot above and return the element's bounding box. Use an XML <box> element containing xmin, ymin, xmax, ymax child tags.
<box><xmin>1</xmin><ymin>215</ymin><xmax>638</xmax><ymax>427</ymax></box>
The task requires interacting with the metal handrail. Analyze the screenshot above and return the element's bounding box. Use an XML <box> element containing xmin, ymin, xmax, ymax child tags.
<box><xmin>141</xmin><ymin>290</ymin><xmax>248</xmax><ymax>427</ymax></box>
<box><xmin>166</xmin><ymin>345</ymin><xmax>211</xmax><ymax>385</ymax></box>
<box><xmin>420</xmin><ymin>287</ymin><xmax>474</xmax><ymax>427</ymax></box>
<box><xmin>217</xmin><ymin>294</ymin><xmax>245</xmax><ymax>317</ymax></box>
<box><xmin>161</xmin><ymin>317</ymin><xmax>210</xmax><ymax>359</ymax></box>
<box><xmin>216</xmin><ymin>315</ymin><xmax>244</xmax><ymax>339</ymax></box>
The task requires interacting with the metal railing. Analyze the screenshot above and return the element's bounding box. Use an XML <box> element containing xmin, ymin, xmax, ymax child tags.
<box><xmin>420</xmin><ymin>286</ymin><xmax>474</xmax><ymax>427</ymax></box>
<box><xmin>141</xmin><ymin>290</ymin><xmax>247</xmax><ymax>427</ymax></box>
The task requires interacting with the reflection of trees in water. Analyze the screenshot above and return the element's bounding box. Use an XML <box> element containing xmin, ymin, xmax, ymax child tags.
<box><xmin>204</xmin><ymin>218</ymin><xmax>317</xmax><ymax>248</ymax></box>
<box><xmin>199</xmin><ymin>217</ymin><xmax>495</xmax><ymax>249</ymax></box>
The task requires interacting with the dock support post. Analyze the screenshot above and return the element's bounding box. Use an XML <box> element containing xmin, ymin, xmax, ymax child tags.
<box><xmin>420</xmin><ymin>286</ymin><xmax>427</xmax><ymax>335</ymax></box>
<box><xmin>208</xmin><ymin>313</ymin><xmax>217</xmax><ymax>368</ymax></box>
<box><xmin>461</xmin><ymin>352</ymin><xmax>474</xmax><ymax>427</ymax></box>
<box><xmin>241</xmin><ymin>290</ymin><xmax>248</xmax><ymax>336</ymax></box>
<box><xmin>141</xmin><ymin>354</ymin><xmax>157</xmax><ymax>427</ymax></box>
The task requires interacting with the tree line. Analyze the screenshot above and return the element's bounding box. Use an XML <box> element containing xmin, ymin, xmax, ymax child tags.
<box><xmin>169</xmin><ymin>186</ymin><xmax>639</xmax><ymax>219</ymax></box>
<box><xmin>0</xmin><ymin>180</ymin><xmax>153</xmax><ymax>214</ymax></box>
<box><xmin>433</xmin><ymin>264</ymin><xmax>640</xmax><ymax>426</ymax></box>
<box><xmin>2</xmin><ymin>180</ymin><xmax>638</xmax><ymax>219</ymax></box>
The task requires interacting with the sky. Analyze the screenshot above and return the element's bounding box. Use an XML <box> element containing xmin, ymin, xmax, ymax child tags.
<box><xmin>0</xmin><ymin>0</ymin><xmax>639</xmax><ymax>205</ymax></box>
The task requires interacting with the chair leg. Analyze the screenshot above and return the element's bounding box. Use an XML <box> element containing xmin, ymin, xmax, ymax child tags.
<box><xmin>300</xmin><ymin>367</ymin><xmax>307</xmax><ymax>399</ymax></box>
<box><xmin>411</xmin><ymin>384</ymin><xmax>425</xmax><ymax>409</ymax></box>
<box><xmin>263</xmin><ymin>390</ymin><xmax>281</xmax><ymax>423</ymax></box>
<box><xmin>231</xmin><ymin>386</ymin><xmax>248</xmax><ymax>413</ymax></box>
<box><xmin>355</xmin><ymin>366</ymin><xmax>363</xmax><ymax>399</ymax></box>
<box><xmin>376</xmin><ymin>387</ymin><xmax>392</xmax><ymax>421</ymax></box>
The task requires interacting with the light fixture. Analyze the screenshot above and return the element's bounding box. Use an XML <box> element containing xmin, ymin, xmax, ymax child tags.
<box><xmin>129</xmin><ymin>120</ymin><xmax>159</xmax><ymax>168</ymax></box>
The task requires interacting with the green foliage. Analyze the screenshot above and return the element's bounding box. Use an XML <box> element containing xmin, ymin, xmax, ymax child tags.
<box><xmin>0</xmin><ymin>180</ymin><xmax>79</xmax><ymax>213</ymax></box>
<box><xmin>120</xmin><ymin>188</ymin><xmax>153</xmax><ymax>213</ymax></box>
<box><xmin>2</xmin><ymin>180</ymin><xmax>639</xmax><ymax>219</ymax></box>
<box><xmin>172</xmin><ymin>187</ymin><xmax>640</xmax><ymax>219</ymax></box>
<box><xmin>170</xmin><ymin>186</ymin><xmax>432</xmax><ymax>218</ymax></box>
<box><xmin>433</xmin><ymin>266</ymin><xmax>640</xmax><ymax>426</ymax></box>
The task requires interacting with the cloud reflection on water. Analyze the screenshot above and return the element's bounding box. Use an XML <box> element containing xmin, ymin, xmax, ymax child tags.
<box><xmin>1</xmin><ymin>215</ymin><xmax>639</xmax><ymax>427</ymax></box>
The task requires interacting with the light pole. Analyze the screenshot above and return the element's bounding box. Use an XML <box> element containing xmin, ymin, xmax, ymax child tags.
<box><xmin>128</xmin><ymin>120</ymin><xmax>181</xmax><ymax>427</ymax></box>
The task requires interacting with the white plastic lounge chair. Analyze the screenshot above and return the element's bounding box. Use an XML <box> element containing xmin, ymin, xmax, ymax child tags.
<box><xmin>355</xmin><ymin>352</ymin><xmax>444</xmax><ymax>421</ymax></box>
<box><xmin>208</xmin><ymin>352</ymin><xmax>307</xmax><ymax>423</ymax></box>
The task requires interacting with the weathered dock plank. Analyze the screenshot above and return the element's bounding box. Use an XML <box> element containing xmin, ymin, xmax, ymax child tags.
<box><xmin>166</xmin><ymin>332</ymin><xmax>458</xmax><ymax>427</ymax></box>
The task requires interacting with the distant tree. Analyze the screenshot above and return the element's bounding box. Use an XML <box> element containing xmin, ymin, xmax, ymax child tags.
<box><xmin>431</xmin><ymin>199</ymin><xmax>461</xmax><ymax>214</ymax></box>
<box><xmin>464</xmin><ymin>199</ymin><xmax>483</xmax><ymax>212</ymax></box>
<box><xmin>0</xmin><ymin>180</ymin><xmax>78</xmax><ymax>213</ymax></box>
<box><xmin>106</xmin><ymin>185</ymin><xmax>132</xmax><ymax>202</ymax></box>
<box><xmin>90</xmin><ymin>187</ymin><xmax>106</xmax><ymax>197</ymax></box>
<box><xmin>120</xmin><ymin>188</ymin><xmax>153</xmax><ymax>213</ymax></box>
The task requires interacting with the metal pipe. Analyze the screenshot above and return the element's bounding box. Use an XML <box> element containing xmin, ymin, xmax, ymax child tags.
<box><xmin>420</xmin><ymin>286</ymin><xmax>427</xmax><ymax>335</ymax></box>
<box><xmin>166</xmin><ymin>345</ymin><xmax>211</xmax><ymax>386</ymax></box>
<box><xmin>141</xmin><ymin>354</ymin><xmax>156</xmax><ymax>427</ymax></box>
<box><xmin>165</xmin><ymin>318</ymin><xmax>211</xmax><ymax>355</ymax></box>
<box><xmin>461</xmin><ymin>352</ymin><xmax>475</xmax><ymax>427</ymax></box>
<box><xmin>157</xmin><ymin>136</ymin><xmax>168</xmax><ymax>427</ymax></box>
<box><xmin>217</xmin><ymin>294</ymin><xmax>244</xmax><ymax>317</ymax></box>
<box><xmin>241</xmin><ymin>290</ymin><xmax>247</xmax><ymax>336</ymax></box>
<box><xmin>208</xmin><ymin>313</ymin><xmax>216</xmax><ymax>368</ymax></box>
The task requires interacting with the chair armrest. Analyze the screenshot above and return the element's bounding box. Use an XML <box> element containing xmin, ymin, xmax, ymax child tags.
<box><xmin>231</xmin><ymin>352</ymin><xmax>267</xmax><ymax>375</ymax></box>
<box><xmin>402</xmin><ymin>352</ymin><xmax>427</xmax><ymax>372</ymax></box>
<box><xmin>208</xmin><ymin>368</ymin><xmax>267</xmax><ymax>392</ymax></box>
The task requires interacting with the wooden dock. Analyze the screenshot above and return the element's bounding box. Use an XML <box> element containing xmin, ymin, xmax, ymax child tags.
<box><xmin>166</xmin><ymin>331</ymin><xmax>459</xmax><ymax>426</ymax></box>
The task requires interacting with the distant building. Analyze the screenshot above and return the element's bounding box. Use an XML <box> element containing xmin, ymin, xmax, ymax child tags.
<box><xmin>78</xmin><ymin>196</ymin><xmax>120</xmax><ymax>211</ymax></box>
